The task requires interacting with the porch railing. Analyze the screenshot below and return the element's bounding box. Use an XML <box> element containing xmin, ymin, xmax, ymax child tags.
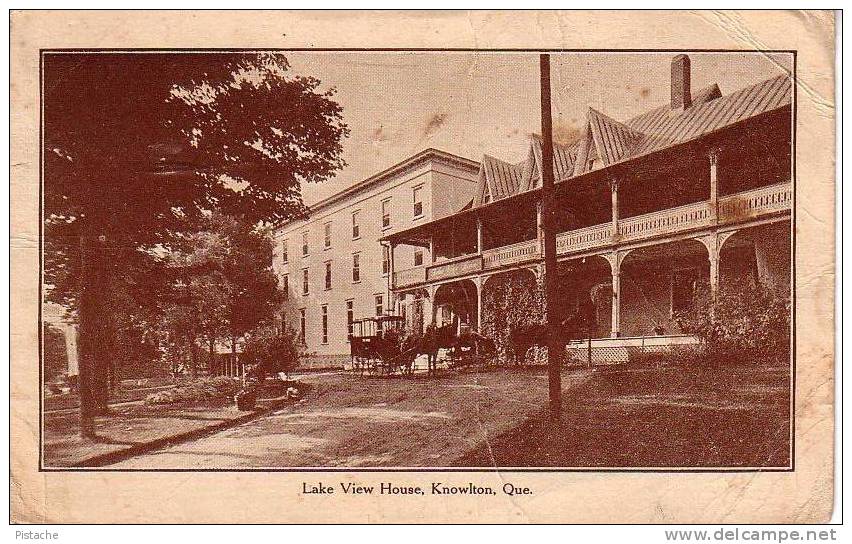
<box><xmin>426</xmin><ymin>254</ymin><xmax>482</xmax><ymax>282</ymax></box>
<box><xmin>556</xmin><ymin>223</ymin><xmax>613</xmax><ymax>255</ymax></box>
<box><xmin>718</xmin><ymin>182</ymin><xmax>792</xmax><ymax>223</ymax></box>
<box><xmin>393</xmin><ymin>266</ymin><xmax>426</xmax><ymax>289</ymax></box>
<box><xmin>392</xmin><ymin>182</ymin><xmax>791</xmax><ymax>289</ymax></box>
<box><xmin>618</xmin><ymin>200</ymin><xmax>714</xmax><ymax>241</ymax></box>
<box><xmin>482</xmin><ymin>239</ymin><xmax>540</xmax><ymax>270</ymax></box>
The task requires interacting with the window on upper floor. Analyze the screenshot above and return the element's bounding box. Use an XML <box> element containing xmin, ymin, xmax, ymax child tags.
<box><xmin>302</xmin><ymin>231</ymin><xmax>309</xmax><ymax>256</ymax></box>
<box><xmin>381</xmin><ymin>198</ymin><xmax>391</xmax><ymax>229</ymax></box>
<box><xmin>324</xmin><ymin>261</ymin><xmax>332</xmax><ymax>290</ymax></box>
<box><xmin>281</xmin><ymin>274</ymin><xmax>289</xmax><ymax>300</ymax></box>
<box><xmin>302</xmin><ymin>268</ymin><xmax>309</xmax><ymax>295</ymax></box>
<box><xmin>414</xmin><ymin>250</ymin><xmax>424</xmax><ymax>267</ymax></box>
<box><xmin>351</xmin><ymin>210</ymin><xmax>360</xmax><ymax>239</ymax></box>
<box><xmin>352</xmin><ymin>253</ymin><xmax>361</xmax><ymax>283</ymax></box>
<box><xmin>323</xmin><ymin>222</ymin><xmax>332</xmax><ymax>249</ymax></box>
<box><xmin>413</xmin><ymin>186</ymin><xmax>423</xmax><ymax>218</ymax></box>
<box><xmin>282</xmin><ymin>239</ymin><xmax>289</xmax><ymax>264</ymax></box>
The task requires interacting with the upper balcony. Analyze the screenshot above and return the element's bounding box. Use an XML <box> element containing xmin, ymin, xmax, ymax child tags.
<box><xmin>392</xmin><ymin>181</ymin><xmax>791</xmax><ymax>289</ymax></box>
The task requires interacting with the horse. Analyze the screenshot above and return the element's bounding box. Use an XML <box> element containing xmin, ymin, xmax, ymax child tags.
<box><xmin>417</xmin><ymin>322</ymin><xmax>457</xmax><ymax>375</ymax></box>
<box><xmin>448</xmin><ymin>330</ymin><xmax>497</xmax><ymax>368</ymax></box>
<box><xmin>508</xmin><ymin>301</ymin><xmax>597</xmax><ymax>365</ymax></box>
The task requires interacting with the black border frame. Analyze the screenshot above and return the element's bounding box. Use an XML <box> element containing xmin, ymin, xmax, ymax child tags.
<box><xmin>33</xmin><ymin>47</ymin><xmax>798</xmax><ymax>477</ymax></box>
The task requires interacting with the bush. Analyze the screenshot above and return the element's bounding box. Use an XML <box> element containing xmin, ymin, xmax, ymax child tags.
<box><xmin>241</xmin><ymin>324</ymin><xmax>301</xmax><ymax>378</ymax></box>
<box><xmin>675</xmin><ymin>280</ymin><xmax>791</xmax><ymax>365</ymax></box>
<box><xmin>144</xmin><ymin>376</ymin><xmax>241</xmax><ymax>405</ymax></box>
<box><xmin>481</xmin><ymin>271</ymin><xmax>545</xmax><ymax>364</ymax></box>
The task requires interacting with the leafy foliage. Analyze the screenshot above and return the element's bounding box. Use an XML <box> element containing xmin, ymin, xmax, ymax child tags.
<box><xmin>241</xmin><ymin>324</ymin><xmax>302</xmax><ymax>378</ymax></box>
<box><xmin>144</xmin><ymin>376</ymin><xmax>241</xmax><ymax>406</ymax></box>
<box><xmin>42</xmin><ymin>52</ymin><xmax>348</xmax><ymax>420</ymax></box>
<box><xmin>675</xmin><ymin>280</ymin><xmax>791</xmax><ymax>365</ymax></box>
<box><xmin>43</xmin><ymin>324</ymin><xmax>69</xmax><ymax>383</ymax></box>
<box><xmin>161</xmin><ymin>213</ymin><xmax>285</xmax><ymax>376</ymax></box>
<box><xmin>481</xmin><ymin>271</ymin><xmax>545</xmax><ymax>363</ymax></box>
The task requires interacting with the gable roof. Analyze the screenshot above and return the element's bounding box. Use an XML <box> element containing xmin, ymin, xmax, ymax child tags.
<box><xmin>468</xmin><ymin>73</ymin><xmax>790</xmax><ymax>210</ymax></box>
<box><xmin>473</xmin><ymin>155</ymin><xmax>525</xmax><ymax>206</ymax></box>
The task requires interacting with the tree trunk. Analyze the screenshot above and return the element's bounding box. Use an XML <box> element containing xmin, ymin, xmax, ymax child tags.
<box><xmin>208</xmin><ymin>336</ymin><xmax>215</xmax><ymax>375</ymax></box>
<box><xmin>230</xmin><ymin>335</ymin><xmax>237</xmax><ymax>377</ymax></box>
<box><xmin>78</xmin><ymin>233</ymin><xmax>111</xmax><ymax>438</ymax></box>
<box><xmin>189</xmin><ymin>336</ymin><xmax>198</xmax><ymax>379</ymax></box>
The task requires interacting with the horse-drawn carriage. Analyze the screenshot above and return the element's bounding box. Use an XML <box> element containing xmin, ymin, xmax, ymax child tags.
<box><xmin>349</xmin><ymin>316</ymin><xmax>497</xmax><ymax>377</ymax></box>
<box><xmin>349</xmin><ymin>315</ymin><xmax>418</xmax><ymax>376</ymax></box>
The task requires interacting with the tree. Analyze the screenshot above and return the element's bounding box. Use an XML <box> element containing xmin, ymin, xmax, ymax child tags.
<box><xmin>160</xmin><ymin>213</ymin><xmax>285</xmax><ymax>378</ymax></box>
<box><xmin>44</xmin><ymin>53</ymin><xmax>348</xmax><ymax>436</ymax></box>
<box><xmin>42</xmin><ymin>324</ymin><xmax>69</xmax><ymax>384</ymax></box>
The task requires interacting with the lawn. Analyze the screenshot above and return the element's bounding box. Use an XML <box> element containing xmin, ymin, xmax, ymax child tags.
<box><xmin>455</xmin><ymin>363</ymin><xmax>792</xmax><ymax>468</ymax></box>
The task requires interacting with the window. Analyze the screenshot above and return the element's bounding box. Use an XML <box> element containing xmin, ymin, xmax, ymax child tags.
<box><xmin>382</xmin><ymin>246</ymin><xmax>390</xmax><ymax>276</ymax></box>
<box><xmin>299</xmin><ymin>309</ymin><xmax>306</xmax><ymax>344</ymax></box>
<box><xmin>671</xmin><ymin>266</ymin><xmax>700</xmax><ymax>313</ymax></box>
<box><xmin>413</xmin><ymin>186</ymin><xmax>423</xmax><ymax>218</ymax></box>
<box><xmin>482</xmin><ymin>183</ymin><xmax>492</xmax><ymax>204</ymax></box>
<box><xmin>346</xmin><ymin>300</ymin><xmax>354</xmax><ymax>341</ymax></box>
<box><xmin>323</xmin><ymin>222</ymin><xmax>332</xmax><ymax>249</ymax></box>
<box><xmin>375</xmin><ymin>295</ymin><xmax>384</xmax><ymax>334</ymax></box>
<box><xmin>302</xmin><ymin>231</ymin><xmax>309</xmax><ymax>256</ymax></box>
<box><xmin>321</xmin><ymin>305</ymin><xmax>328</xmax><ymax>345</ymax></box>
<box><xmin>282</xmin><ymin>274</ymin><xmax>289</xmax><ymax>300</ymax></box>
<box><xmin>282</xmin><ymin>239</ymin><xmax>289</xmax><ymax>263</ymax></box>
<box><xmin>324</xmin><ymin>261</ymin><xmax>332</xmax><ymax>290</ymax></box>
<box><xmin>414</xmin><ymin>250</ymin><xmax>424</xmax><ymax>267</ymax></box>
<box><xmin>302</xmin><ymin>268</ymin><xmax>309</xmax><ymax>295</ymax></box>
<box><xmin>352</xmin><ymin>253</ymin><xmax>361</xmax><ymax>283</ymax></box>
<box><xmin>351</xmin><ymin>211</ymin><xmax>360</xmax><ymax>239</ymax></box>
<box><xmin>381</xmin><ymin>198</ymin><xmax>391</xmax><ymax>229</ymax></box>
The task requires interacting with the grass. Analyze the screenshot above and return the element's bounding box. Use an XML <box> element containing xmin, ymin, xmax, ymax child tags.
<box><xmin>454</xmin><ymin>363</ymin><xmax>791</xmax><ymax>468</ymax></box>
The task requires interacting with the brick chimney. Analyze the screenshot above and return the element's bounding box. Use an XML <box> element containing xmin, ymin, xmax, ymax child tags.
<box><xmin>671</xmin><ymin>54</ymin><xmax>692</xmax><ymax>110</ymax></box>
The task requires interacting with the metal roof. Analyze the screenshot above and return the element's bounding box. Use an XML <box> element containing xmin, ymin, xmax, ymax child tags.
<box><xmin>466</xmin><ymin>74</ymin><xmax>790</xmax><ymax>210</ymax></box>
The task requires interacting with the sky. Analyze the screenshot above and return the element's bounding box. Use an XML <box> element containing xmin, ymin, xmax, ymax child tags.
<box><xmin>286</xmin><ymin>51</ymin><xmax>792</xmax><ymax>205</ymax></box>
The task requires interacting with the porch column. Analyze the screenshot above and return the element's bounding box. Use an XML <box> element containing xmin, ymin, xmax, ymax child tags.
<box><xmin>709</xmin><ymin>148</ymin><xmax>720</xmax><ymax>218</ymax></box>
<box><xmin>536</xmin><ymin>201</ymin><xmax>544</xmax><ymax>253</ymax></box>
<box><xmin>476</xmin><ymin>218</ymin><xmax>483</xmax><ymax>254</ymax></box>
<box><xmin>610</xmin><ymin>178</ymin><xmax>620</xmax><ymax>240</ymax></box>
<box><xmin>609</xmin><ymin>251</ymin><xmax>622</xmax><ymax>338</ymax></box>
<box><xmin>709</xmin><ymin>252</ymin><xmax>720</xmax><ymax>296</ymax></box>
<box><xmin>473</xmin><ymin>276</ymin><xmax>483</xmax><ymax>331</ymax></box>
<box><xmin>427</xmin><ymin>284</ymin><xmax>437</xmax><ymax>324</ymax></box>
<box><xmin>388</xmin><ymin>242</ymin><xmax>396</xmax><ymax>288</ymax></box>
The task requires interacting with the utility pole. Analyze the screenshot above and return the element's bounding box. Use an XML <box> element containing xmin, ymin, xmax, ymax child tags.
<box><xmin>540</xmin><ymin>54</ymin><xmax>562</xmax><ymax>419</ymax></box>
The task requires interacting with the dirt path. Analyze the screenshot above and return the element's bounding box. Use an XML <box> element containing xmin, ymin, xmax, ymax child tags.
<box><xmin>112</xmin><ymin>367</ymin><xmax>591</xmax><ymax>468</ymax></box>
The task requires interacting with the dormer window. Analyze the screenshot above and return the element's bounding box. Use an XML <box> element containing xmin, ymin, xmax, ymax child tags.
<box><xmin>482</xmin><ymin>183</ymin><xmax>492</xmax><ymax>204</ymax></box>
<box><xmin>587</xmin><ymin>158</ymin><xmax>598</xmax><ymax>172</ymax></box>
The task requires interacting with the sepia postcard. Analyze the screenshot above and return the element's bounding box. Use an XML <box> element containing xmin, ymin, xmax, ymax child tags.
<box><xmin>9</xmin><ymin>10</ymin><xmax>836</xmax><ymax>524</ymax></box>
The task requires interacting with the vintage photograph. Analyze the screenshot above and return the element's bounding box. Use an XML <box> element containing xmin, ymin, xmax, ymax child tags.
<box><xmin>40</xmin><ymin>49</ymin><xmax>793</xmax><ymax>470</ymax></box>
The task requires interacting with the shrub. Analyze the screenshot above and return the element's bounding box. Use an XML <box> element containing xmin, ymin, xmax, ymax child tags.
<box><xmin>241</xmin><ymin>324</ymin><xmax>301</xmax><ymax>378</ymax></box>
<box><xmin>144</xmin><ymin>376</ymin><xmax>241</xmax><ymax>405</ymax></box>
<box><xmin>481</xmin><ymin>270</ymin><xmax>545</xmax><ymax>364</ymax></box>
<box><xmin>675</xmin><ymin>280</ymin><xmax>791</xmax><ymax>365</ymax></box>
